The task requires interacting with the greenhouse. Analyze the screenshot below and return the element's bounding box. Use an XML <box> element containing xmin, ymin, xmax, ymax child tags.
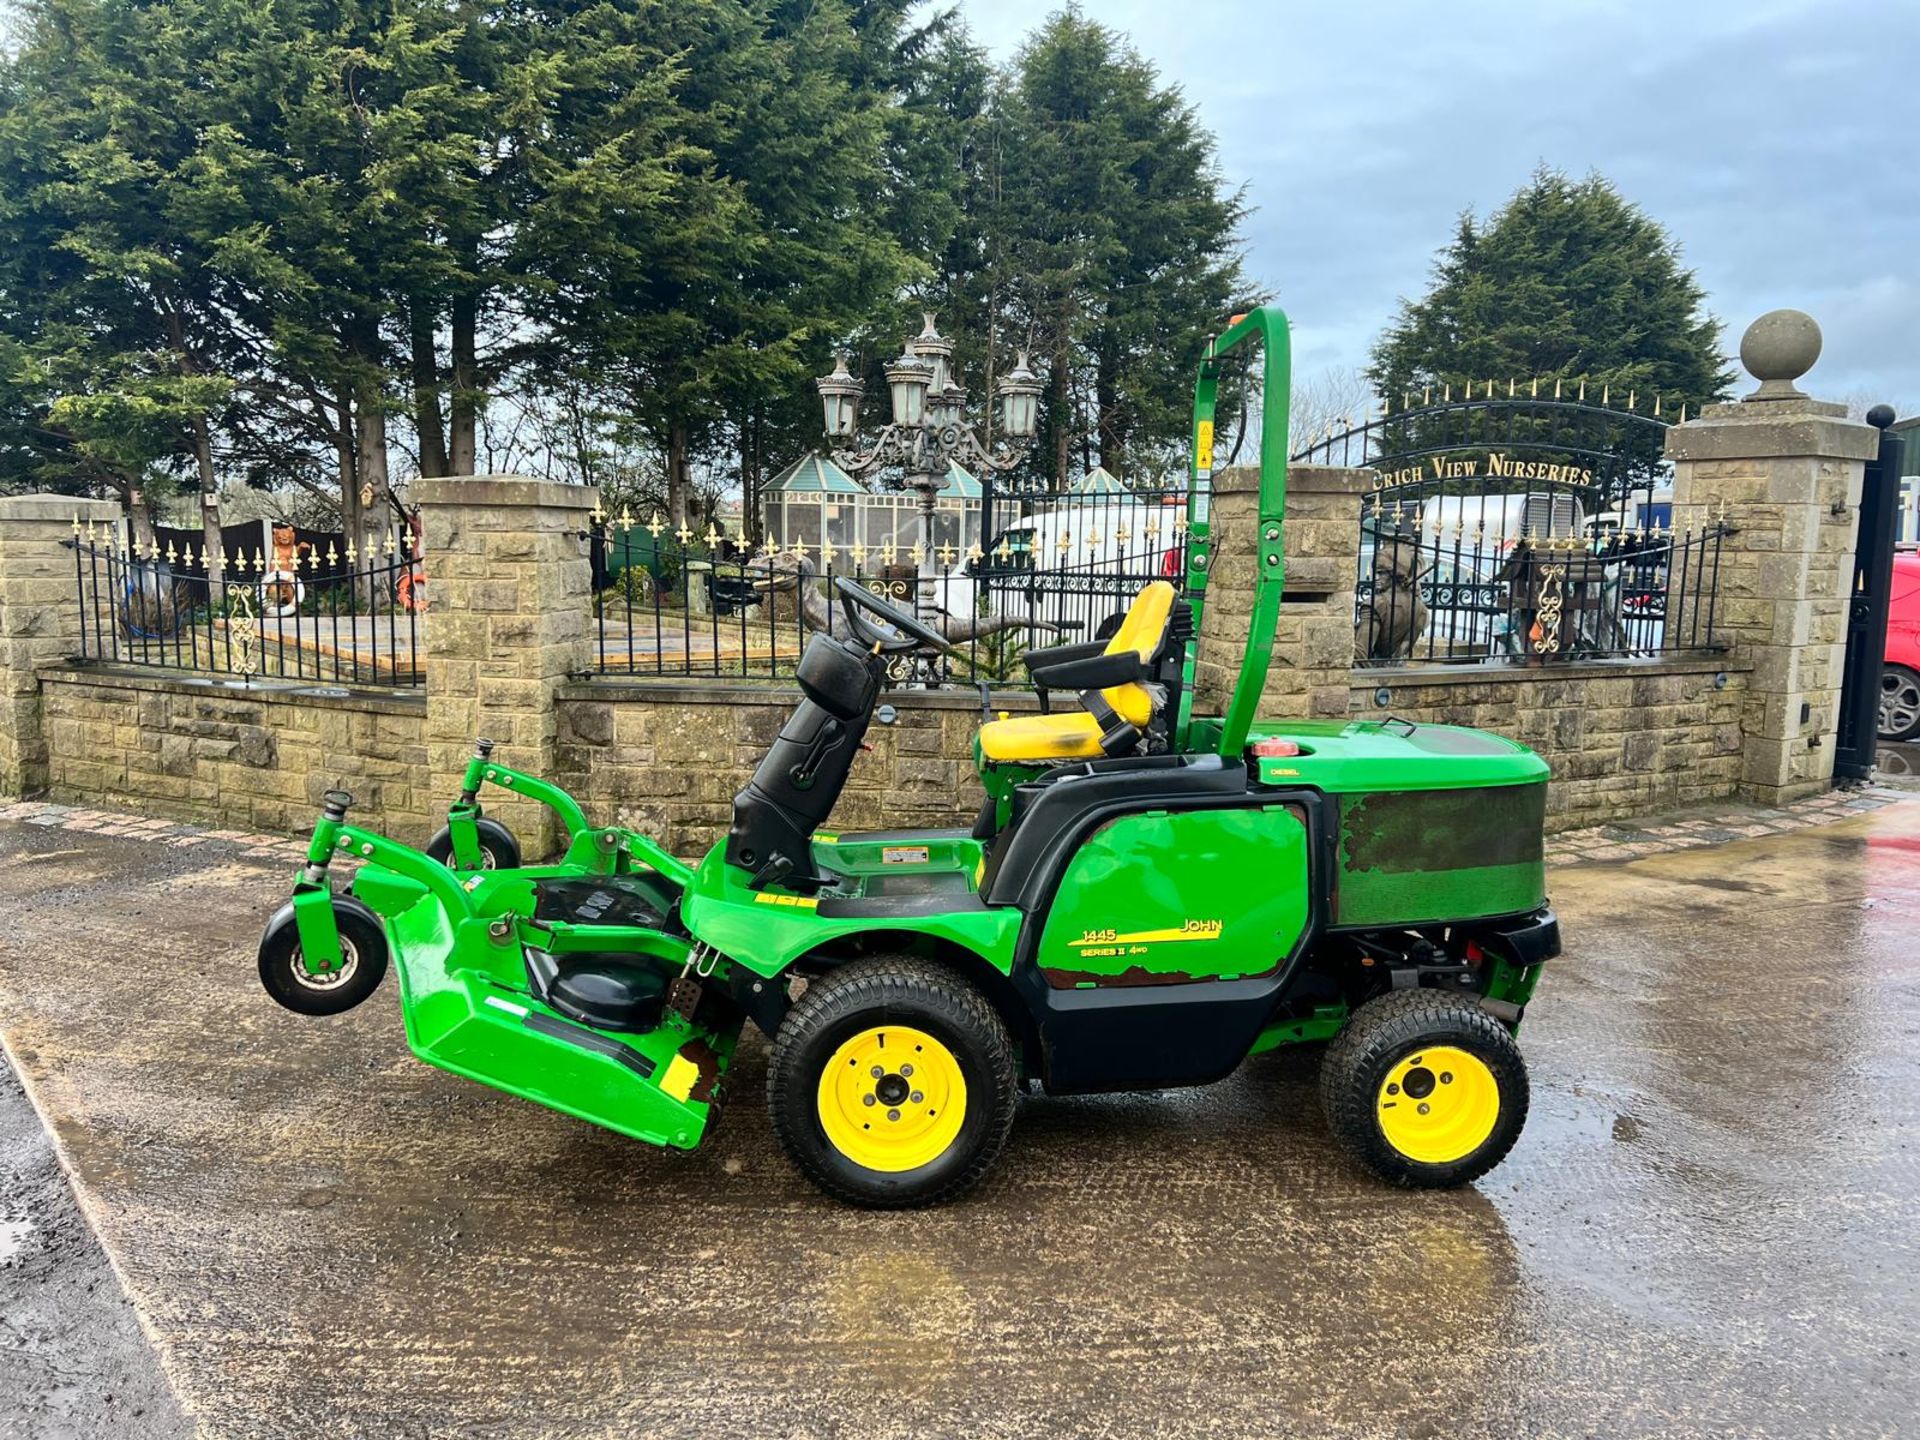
<box><xmin>760</xmin><ymin>453</ymin><xmax>983</xmax><ymax>557</ymax></box>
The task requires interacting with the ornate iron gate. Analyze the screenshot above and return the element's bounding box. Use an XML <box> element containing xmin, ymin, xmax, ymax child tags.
<box><xmin>1292</xmin><ymin>385</ymin><xmax>1727</xmax><ymax>665</ymax></box>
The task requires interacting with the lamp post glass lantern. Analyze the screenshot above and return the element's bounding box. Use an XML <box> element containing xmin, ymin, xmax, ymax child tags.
<box><xmin>883</xmin><ymin>346</ymin><xmax>932</xmax><ymax>429</ymax></box>
<box><xmin>816</xmin><ymin>314</ymin><xmax>1040</xmax><ymax>592</ymax></box>
<box><xmin>815</xmin><ymin>355</ymin><xmax>862</xmax><ymax>439</ymax></box>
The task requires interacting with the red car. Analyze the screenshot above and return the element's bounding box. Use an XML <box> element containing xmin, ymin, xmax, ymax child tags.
<box><xmin>1883</xmin><ymin>549</ymin><xmax>1920</xmax><ymax>741</ymax></box>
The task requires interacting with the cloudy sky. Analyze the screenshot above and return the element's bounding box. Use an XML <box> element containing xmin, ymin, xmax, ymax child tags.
<box><xmin>959</xmin><ymin>0</ymin><xmax>1920</xmax><ymax>410</ymax></box>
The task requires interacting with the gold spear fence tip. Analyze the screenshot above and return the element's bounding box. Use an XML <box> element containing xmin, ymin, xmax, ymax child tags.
<box><xmin>1443</xmin><ymin>382</ymin><xmax>1451</xmax><ymax>403</ymax></box>
<box><xmin>1653</xmin><ymin>394</ymin><xmax>1662</xmax><ymax>417</ymax></box>
<box><xmin>1602</xmin><ymin>383</ymin><xmax>1610</xmax><ymax>407</ymax></box>
<box><xmin>647</xmin><ymin>510</ymin><xmax>664</xmax><ymax>537</ymax></box>
<box><xmin>1579</xmin><ymin>379</ymin><xmax>1587</xmax><ymax>402</ymax></box>
<box><xmin>1554</xmin><ymin>377</ymin><xmax>1563</xmax><ymax>400</ymax></box>
<box><xmin>1627</xmin><ymin>390</ymin><xmax>1636</xmax><ymax>411</ymax></box>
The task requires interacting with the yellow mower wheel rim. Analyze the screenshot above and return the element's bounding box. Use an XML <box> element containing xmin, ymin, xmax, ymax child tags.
<box><xmin>1376</xmin><ymin>1045</ymin><xmax>1500</xmax><ymax>1164</ymax></box>
<box><xmin>817</xmin><ymin>1026</ymin><xmax>967</xmax><ymax>1173</ymax></box>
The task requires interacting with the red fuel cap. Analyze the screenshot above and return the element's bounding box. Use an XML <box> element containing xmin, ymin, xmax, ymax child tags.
<box><xmin>1250</xmin><ymin>737</ymin><xmax>1301</xmax><ymax>758</ymax></box>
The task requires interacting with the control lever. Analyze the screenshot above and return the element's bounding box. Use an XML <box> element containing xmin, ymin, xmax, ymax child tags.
<box><xmin>787</xmin><ymin>716</ymin><xmax>842</xmax><ymax>790</ymax></box>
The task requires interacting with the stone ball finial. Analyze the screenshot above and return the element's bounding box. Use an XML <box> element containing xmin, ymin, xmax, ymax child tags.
<box><xmin>1739</xmin><ymin>309</ymin><xmax>1821</xmax><ymax>401</ymax></box>
<box><xmin>1866</xmin><ymin>403</ymin><xmax>1895</xmax><ymax>429</ymax></box>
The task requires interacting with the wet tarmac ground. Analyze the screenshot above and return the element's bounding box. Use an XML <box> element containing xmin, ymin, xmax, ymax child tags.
<box><xmin>1</xmin><ymin>800</ymin><xmax>1917</xmax><ymax>1439</ymax></box>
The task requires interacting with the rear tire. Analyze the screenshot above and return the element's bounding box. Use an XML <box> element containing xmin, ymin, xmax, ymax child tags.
<box><xmin>257</xmin><ymin>897</ymin><xmax>389</xmax><ymax>1017</ymax></box>
<box><xmin>424</xmin><ymin>816</ymin><xmax>521</xmax><ymax>871</ymax></box>
<box><xmin>768</xmin><ymin>958</ymin><xmax>1018</xmax><ymax>1208</ymax></box>
<box><xmin>1881</xmin><ymin>664</ymin><xmax>1920</xmax><ymax>742</ymax></box>
<box><xmin>1320</xmin><ymin>989</ymin><xmax>1528</xmax><ymax>1188</ymax></box>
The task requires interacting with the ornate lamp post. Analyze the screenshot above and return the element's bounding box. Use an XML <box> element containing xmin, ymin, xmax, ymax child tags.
<box><xmin>816</xmin><ymin>313</ymin><xmax>1043</xmax><ymax>591</ymax></box>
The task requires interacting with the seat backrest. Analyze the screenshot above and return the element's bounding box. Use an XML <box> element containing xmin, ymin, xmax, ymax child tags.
<box><xmin>1098</xmin><ymin>581</ymin><xmax>1175</xmax><ymax>727</ymax></box>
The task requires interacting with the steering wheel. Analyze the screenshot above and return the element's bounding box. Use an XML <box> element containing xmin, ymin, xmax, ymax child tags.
<box><xmin>833</xmin><ymin>576</ymin><xmax>952</xmax><ymax>654</ymax></box>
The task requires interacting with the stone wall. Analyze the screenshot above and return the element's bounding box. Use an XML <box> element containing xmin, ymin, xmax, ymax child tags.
<box><xmin>414</xmin><ymin>477</ymin><xmax>597</xmax><ymax>854</ymax></box>
<box><xmin>36</xmin><ymin>667</ymin><xmax>432</xmax><ymax>841</ymax></box>
<box><xmin>1355</xmin><ymin>657</ymin><xmax>1748</xmax><ymax>832</ymax></box>
<box><xmin>1194</xmin><ymin>464</ymin><xmax>1365</xmax><ymax>720</ymax></box>
<box><xmin>1666</xmin><ymin>396</ymin><xmax>1878</xmax><ymax>803</ymax></box>
<box><xmin>0</xmin><ymin>494</ymin><xmax>120</xmax><ymax>796</ymax></box>
<box><xmin>555</xmin><ymin>681</ymin><xmax>1039</xmax><ymax>858</ymax></box>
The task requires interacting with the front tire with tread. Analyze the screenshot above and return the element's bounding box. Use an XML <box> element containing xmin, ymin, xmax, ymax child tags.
<box><xmin>257</xmin><ymin>897</ymin><xmax>389</xmax><ymax>1017</ymax></box>
<box><xmin>768</xmin><ymin>958</ymin><xmax>1018</xmax><ymax>1208</ymax></box>
<box><xmin>1320</xmin><ymin>988</ymin><xmax>1529</xmax><ymax>1188</ymax></box>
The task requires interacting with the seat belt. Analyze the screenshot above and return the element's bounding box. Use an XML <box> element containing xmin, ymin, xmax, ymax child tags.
<box><xmin>1079</xmin><ymin>690</ymin><xmax>1142</xmax><ymax>757</ymax></box>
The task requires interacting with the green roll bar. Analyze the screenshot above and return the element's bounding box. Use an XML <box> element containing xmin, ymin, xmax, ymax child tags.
<box><xmin>1179</xmin><ymin>305</ymin><xmax>1293</xmax><ymax>757</ymax></box>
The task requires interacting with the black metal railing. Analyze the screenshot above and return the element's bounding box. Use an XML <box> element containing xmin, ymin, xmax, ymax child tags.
<box><xmin>588</xmin><ymin>507</ymin><xmax>1195</xmax><ymax>688</ymax></box>
<box><xmin>65</xmin><ymin>524</ymin><xmax>424</xmax><ymax>687</ymax></box>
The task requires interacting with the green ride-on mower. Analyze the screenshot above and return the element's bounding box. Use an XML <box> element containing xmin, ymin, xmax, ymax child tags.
<box><xmin>256</xmin><ymin>306</ymin><xmax>1559</xmax><ymax>1207</ymax></box>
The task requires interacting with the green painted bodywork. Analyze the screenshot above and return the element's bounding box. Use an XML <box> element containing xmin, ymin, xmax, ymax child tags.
<box><xmin>268</xmin><ymin>303</ymin><xmax>1558</xmax><ymax>1163</ymax></box>
<box><xmin>681</xmin><ymin>834</ymin><xmax>1019</xmax><ymax>981</ymax></box>
<box><xmin>1034</xmin><ymin>807</ymin><xmax>1311</xmax><ymax>985</ymax></box>
<box><xmin>294</xmin><ymin>800</ymin><xmax>725</xmax><ymax>1150</ymax></box>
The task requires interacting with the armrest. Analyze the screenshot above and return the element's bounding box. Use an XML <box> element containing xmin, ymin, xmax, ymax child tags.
<box><xmin>1027</xmin><ymin>649</ymin><xmax>1145</xmax><ymax>691</ymax></box>
<box><xmin>1020</xmin><ymin>638</ymin><xmax>1107</xmax><ymax>676</ymax></box>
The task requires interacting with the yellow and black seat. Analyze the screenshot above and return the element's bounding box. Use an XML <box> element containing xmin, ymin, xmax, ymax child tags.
<box><xmin>977</xmin><ymin>582</ymin><xmax>1178</xmax><ymax>765</ymax></box>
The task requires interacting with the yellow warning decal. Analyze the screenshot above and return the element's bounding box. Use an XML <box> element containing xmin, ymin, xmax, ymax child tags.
<box><xmin>753</xmin><ymin>892</ymin><xmax>819</xmax><ymax>909</ymax></box>
<box><xmin>1194</xmin><ymin>419</ymin><xmax>1215</xmax><ymax>472</ymax></box>
<box><xmin>661</xmin><ymin>1054</ymin><xmax>699</xmax><ymax>1101</ymax></box>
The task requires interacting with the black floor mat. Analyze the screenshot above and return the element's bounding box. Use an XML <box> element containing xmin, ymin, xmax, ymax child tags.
<box><xmin>531</xmin><ymin>874</ymin><xmax>679</xmax><ymax>930</ymax></box>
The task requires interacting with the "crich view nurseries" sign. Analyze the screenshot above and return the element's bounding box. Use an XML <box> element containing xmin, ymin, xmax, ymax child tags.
<box><xmin>1372</xmin><ymin>451</ymin><xmax>1599</xmax><ymax>491</ymax></box>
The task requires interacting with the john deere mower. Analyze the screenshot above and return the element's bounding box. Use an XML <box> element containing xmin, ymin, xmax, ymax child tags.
<box><xmin>257</xmin><ymin>306</ymin><xmax>1558</xmax><ymax>1207</ymax></box>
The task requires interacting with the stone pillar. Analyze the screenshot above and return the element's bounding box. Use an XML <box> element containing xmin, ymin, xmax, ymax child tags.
<box><xmin>1664</xmin><ymin>310</ymin><xmax>1879</xmax><ymax>806</ymax></box>
<box><xmin>1193</xmin><ymin>463</ymin><xmax>1370</xmax><ymax>721</ymax></box>
<box><xmin>416</xmin><ymin>477</ymin><xmax>598</xmax><ymax>855</ymax></box>
<box><xmin>0</xmin><ymin>494</ymin><xmax>123</xmax><ymax>798</ymax></box>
